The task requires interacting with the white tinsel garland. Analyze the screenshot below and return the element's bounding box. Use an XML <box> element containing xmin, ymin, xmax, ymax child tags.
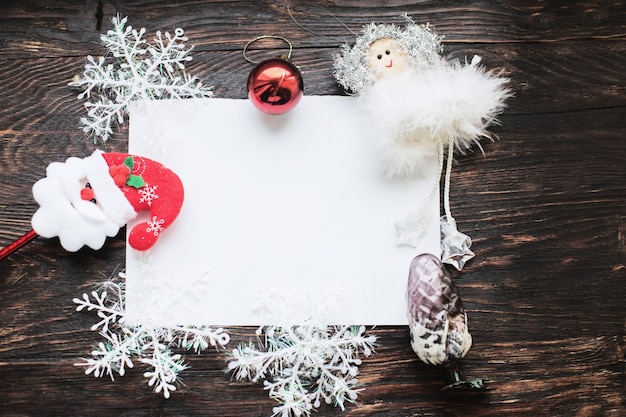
<box><xmin>70</xmin><ymin>15</ymin><xmax>213</xmax><ymax>143</ymax></box>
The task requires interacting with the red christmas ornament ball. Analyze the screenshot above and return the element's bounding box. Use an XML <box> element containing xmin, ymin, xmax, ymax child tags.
<box><xmin>247</xmin><ymin>58</ymin><xmax>303</xmax><ymax>115</ymax></box>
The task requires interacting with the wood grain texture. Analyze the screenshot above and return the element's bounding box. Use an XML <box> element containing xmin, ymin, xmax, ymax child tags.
<box><xmin>0</xmin><ymin>0</ymin><xmax>624</xmax><ymax>416</ymax></box>
<box><xmin>1</xmin><ymin>0</ymin><xmax>626</xmax><ymax>58</ymax></box>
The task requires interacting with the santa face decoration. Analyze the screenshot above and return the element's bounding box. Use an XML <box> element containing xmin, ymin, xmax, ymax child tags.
<box><xmin>31</xmin><ymin>150</ymin><xmax>184</xmax><ymax>252</ymax></box>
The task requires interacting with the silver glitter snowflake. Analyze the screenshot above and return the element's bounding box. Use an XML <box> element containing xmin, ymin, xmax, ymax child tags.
<box><xmin>70</xmin><ymin>15</ymin><xmax>213</xmax><ymax>143</ymax></box>
<box><xmin>73</xmin><ymin>271</ymin><xmax>230</xmax><ymax>398</ymax></box>
<box><xmin>227</xmin><ymin>324</ymin><xmax>377</xmax><ymax>417</ymax></box>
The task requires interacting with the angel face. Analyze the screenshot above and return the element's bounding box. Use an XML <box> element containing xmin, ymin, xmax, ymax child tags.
<box><xmin>367</xmin><ymin>38</ymin><xmax>409</xmax><ymax>80</ymax></box>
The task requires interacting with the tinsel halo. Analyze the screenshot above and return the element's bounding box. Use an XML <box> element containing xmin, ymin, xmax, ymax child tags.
<box><xmin>332</xmin><ymin>15</ymin><xmax>443</xmax><ymax>93</ymax></box>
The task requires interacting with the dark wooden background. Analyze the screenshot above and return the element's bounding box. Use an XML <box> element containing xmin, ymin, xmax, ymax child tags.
<box><xmin>1</xmin><ymin>1</ymin><xmax>624</xmax><ymax>416</ymax></box>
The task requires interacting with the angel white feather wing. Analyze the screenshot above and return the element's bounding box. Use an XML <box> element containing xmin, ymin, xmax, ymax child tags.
<box><xmin>362</xmin><ymin>58</ymin><xmax>511</xmax><ymax>178</ymax></box>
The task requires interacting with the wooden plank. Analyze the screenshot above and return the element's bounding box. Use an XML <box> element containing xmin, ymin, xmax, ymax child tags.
<box><xmin>0</xmin><ymin>0</ymin><xmax>624</xmax><ymax>415</ymax></box>
<box><xmin>0</xmin><ymin>41</ymin><xmax>624</xmax><ymax>139</ymax></box>
<box><xmin>0</xmin><ymin>330</ymin><xmax>623</xmax><ymax>415</ymax></box>
<box><xmin>0</xmin><ymin>110</ymin><xmax>624</xmax><ymax>414</ymax></box>
<box><xmin>1</xmin><ymin>0</ymin><xmax>626</xmax><ymax>58</ymax></box>
<box><xmin>2</xmin><ymin>114</ymin><xmax>625</xmax><ymax>264</ymax></box>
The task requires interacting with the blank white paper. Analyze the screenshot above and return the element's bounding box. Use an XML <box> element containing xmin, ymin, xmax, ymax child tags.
<box><xmin>126</xmin><ymin>96</ymin><xmax>439</xmax><ymax>326</ymax></box>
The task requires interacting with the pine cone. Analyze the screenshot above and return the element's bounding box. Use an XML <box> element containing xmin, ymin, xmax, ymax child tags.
<box><xmin>406</xmin><ymin>253</ymin><xmax>472</xmax><ymax>365</ymax></box>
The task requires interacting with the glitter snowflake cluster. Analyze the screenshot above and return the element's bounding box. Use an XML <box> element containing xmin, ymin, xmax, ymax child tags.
<box><xmin>70</xmin><ymin>15</ymin><xmax>213</xmax><ymax>143</ymax></box>
<box><xmin>227</xmin><ymin>324</ymin><xmax>377</xmax><ymax>417</ymax></box>
<box><xmin>73</xmin><ymin>272</ymin><xmax>230</xmax><ymax>398</ymax></box>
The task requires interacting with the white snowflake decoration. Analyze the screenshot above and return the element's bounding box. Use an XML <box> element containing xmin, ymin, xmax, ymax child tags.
<box><xmin>227</xmin><ymin>324</ymin><xmax>377</xmax><ymax>417</ymax></box>
<box><xmin>138</xmin><ymin>183</ymin><xmax>159</xmax><ymax>206</ymax></box>
<box><xmin>70</xmin><ymin>15</ymin><xmax>213</xmax><ymax>143</ymax></box>
<box><xmin>73</xmin><ymin>272</ymin><xmax>230</xmax><ymax>398</ymax></box>
<box><xmin>145</xmin><ymin>215</ymin><xmax>165</xmax><ymax>236</ymax></box>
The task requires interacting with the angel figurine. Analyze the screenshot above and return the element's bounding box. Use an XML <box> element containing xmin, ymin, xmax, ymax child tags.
<box><xmin>333</xmin><ymin>16</ymin><xmax>511</xmax><ymax>391</ymax></box>
<box><xmin>333</xmin><ymin>16</ymin><xmax>511</xmax><ymax>270</ymax></box>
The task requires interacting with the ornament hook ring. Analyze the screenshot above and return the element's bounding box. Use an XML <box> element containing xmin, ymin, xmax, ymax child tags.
<box><xmin>243</xmin><ymin>35</ymin><xmax>293</xmax><ymax>64</ymax></box>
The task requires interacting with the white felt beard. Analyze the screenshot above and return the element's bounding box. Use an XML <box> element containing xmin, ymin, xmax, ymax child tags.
<box><xmin>360</xmin><ymin>56</ymin><xmax>510</xmax><ymax>179</ymax></box>
<box><xmin>31</xmin><ymin>157</ymin><xmax>122</xmax><ymax>252</ymax></box>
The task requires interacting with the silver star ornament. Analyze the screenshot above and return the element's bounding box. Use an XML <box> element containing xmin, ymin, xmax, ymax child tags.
<box><xmin>440</xmin><ymin>216</ymin><xmax>474</xmax><ymax>270</ymax></box>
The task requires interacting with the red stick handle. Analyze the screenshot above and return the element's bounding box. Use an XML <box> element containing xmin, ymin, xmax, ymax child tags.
<box><xmin>0</xmin><ymin>229</ymin><xmax>39</xmax><ymax>261</ymax></box>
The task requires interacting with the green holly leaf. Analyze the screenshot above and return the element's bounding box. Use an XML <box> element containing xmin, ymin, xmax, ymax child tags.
<box><xmin>123</xmin><ymin>156</ymin><xmax>135</xmax><ymax>171</ymax></box>
<box><xmin>126</xmin><ymin>174</ymin><xmax>145</xmax><ymax>188</ymax></box>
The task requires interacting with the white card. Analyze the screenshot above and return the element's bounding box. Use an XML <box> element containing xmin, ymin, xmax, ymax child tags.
<box><xmin>126</xmin><ymin>96</ymin><xmax>439</xmax><ymax>326</ymax></box>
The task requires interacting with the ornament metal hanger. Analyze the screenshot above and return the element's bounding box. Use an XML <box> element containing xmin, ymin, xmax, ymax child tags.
<box><xmin>243</xmin><ymin>35</ymin><xmax>294</xmax><ymax>63</ymax></box>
